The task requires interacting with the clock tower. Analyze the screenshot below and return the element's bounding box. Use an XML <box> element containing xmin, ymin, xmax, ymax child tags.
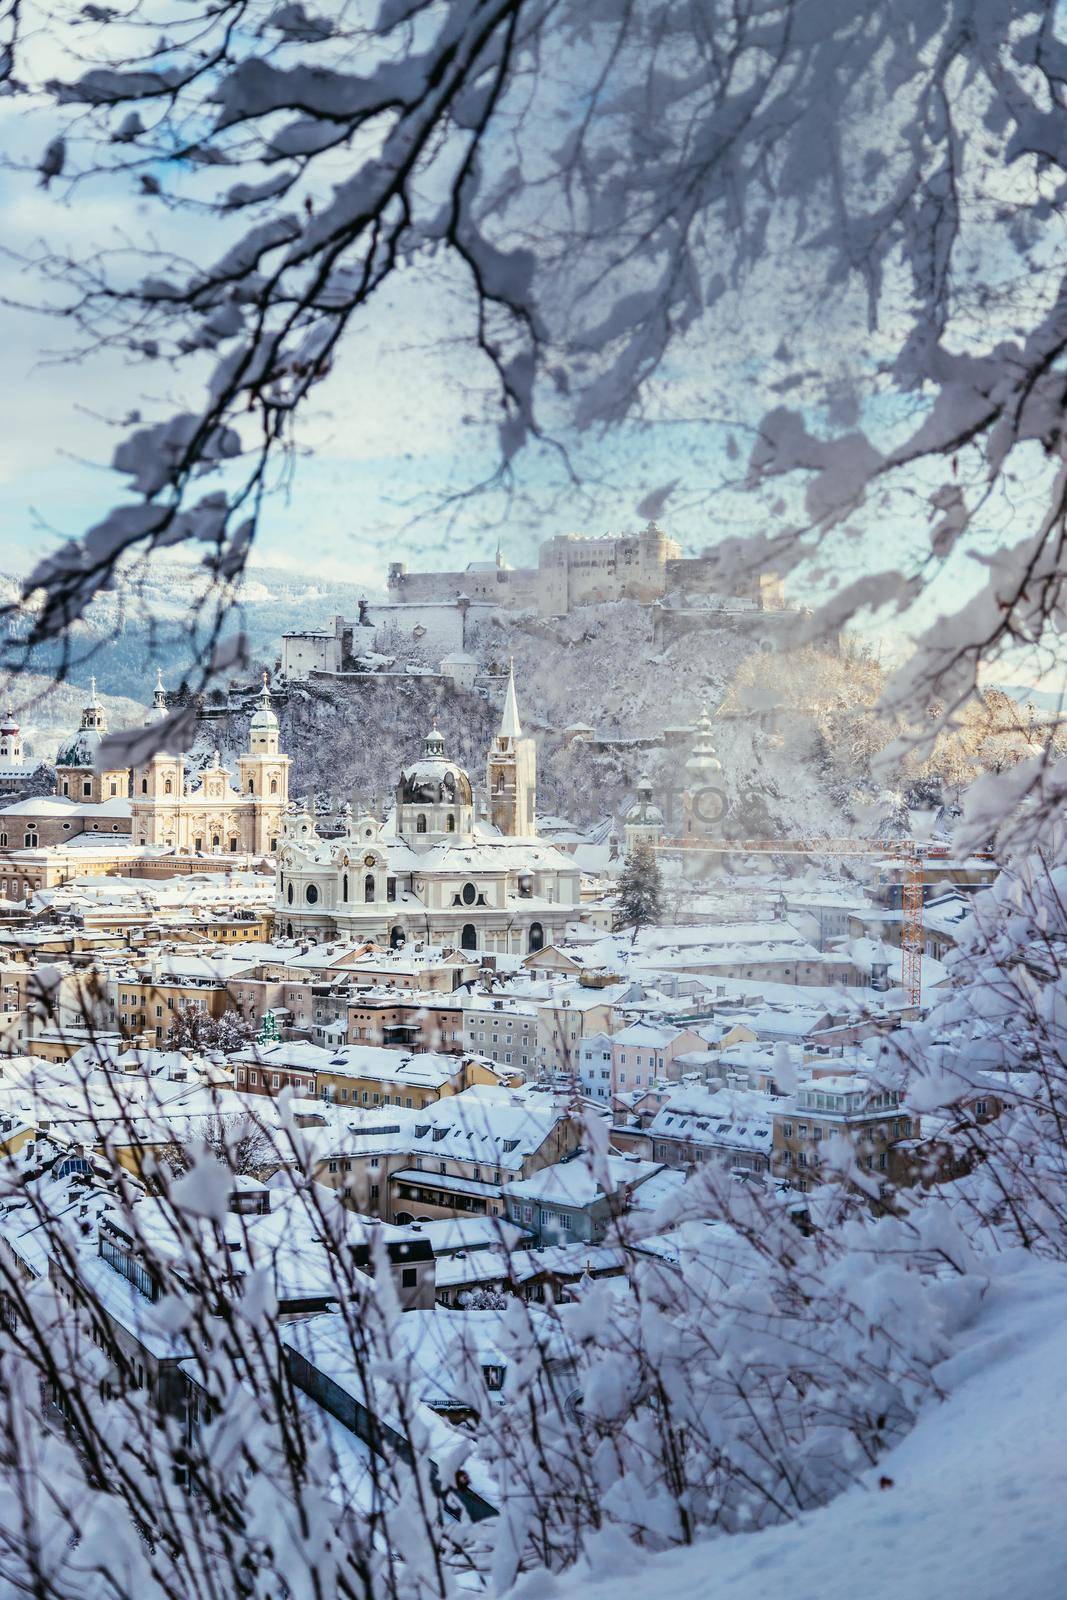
<box><xmin>682</xmin><ymin>708</ymin><xmax>726</xmax><ymax>838</ymax></box>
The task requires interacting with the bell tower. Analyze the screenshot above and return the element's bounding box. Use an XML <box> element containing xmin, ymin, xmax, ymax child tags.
<box><xmin>487</xmin><ymin>662</ymin><xmax>537</xmax><ymax>836</ymax></box>
<box><xmin>681</xmin><ymin>708</ymin><xmax>726</xmax><ymax>838</ymax></box>
<box><xmin>238</xmin><ymin>674</ymin><xmax>291</xmax><ymax>852</ymax></box>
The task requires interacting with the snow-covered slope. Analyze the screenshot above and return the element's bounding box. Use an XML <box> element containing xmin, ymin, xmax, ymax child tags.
<box><xmin>541</xmin><ymin>1259</ymin><xmax>1067</xmax><ymax>1600</ymax></box>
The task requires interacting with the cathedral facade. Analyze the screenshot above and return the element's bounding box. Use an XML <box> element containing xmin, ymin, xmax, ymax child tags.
<box><xmin>276</xmin><ymin>671</ymin><xmax>580</xmax><ymax>953</ymax></box>
<box><xmin>55</xmin><ymin>675</ymin><xmax>291</xmax><ymax>856</ymax></box>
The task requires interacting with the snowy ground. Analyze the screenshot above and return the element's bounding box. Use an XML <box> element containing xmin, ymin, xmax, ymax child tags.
<box><xmin>539</xmin><ymin>1257</ymin><xmax>1067</xmax><ymax>1600</ymax></box>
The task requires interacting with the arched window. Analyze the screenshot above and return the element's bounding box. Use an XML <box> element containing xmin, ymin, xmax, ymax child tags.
<box><xmin>495</xmin><ymin>774</ymin><xmax>506</xmax><ymax>793</ymax></box>
<box><xmin>446</xmin><ymin>813</ymin><xmax>455</xmax><ymax>832</ymax></box>
<box><xmin>416</xmin><ymin>814</ymin><xmax>427</xmax><ymax>834</ymax></box>
<box><xmin>389</xmin><ymin>925</ymin><xmax>405</xmax><ymax>949</ymax></box>
<box><xmin>306</xmin><ymin>884</ymin><xmax>319</xmax><ymax>905</ymax></box>
<box><xmin>287</xmin><ymin>882</ymin><xmax>294</xmax><ymax>904</ymax></box>
<box><xmin>528</xmin><ymin>922</ymin><xmax>544</xmax><ymax>953</ymax></box>
<box><xmin>287</xmin><ymin>921</ymin><xmax>293</xmax><ymax>939</ymax></box>
<box><xmin>164</xmin><ymin>778</ymin><xmax>173</xmax><ymax>795</ymax></box>
<box><xmin>342</xmin><ymin>873</ymin><xmax>349</xmax><ymax>902</ymax></box>
<box><xmin>141</xmin><ymin>778</ymin><xmax>148</xmax><ymax>794</ymax></box>
<box><xmin>364</xmin><ymin>873</ymin><xmax>375</xmax><ymax>903</ymax></box>
<box><xmin>270</xmin><ymin>778</ymin><xmax>278</xmax><ymax>795</ymax></box>
<box><xmin>212</xmin><ymin>835</ymin><xmax>221</xmax><ymax>850</ymax></box>
<box><xmin>460</xmin><ymin>923</ymin><xmax>477</xmax><ymax>951</ymax></box>
<box><xmin>24</xmin><ymin>833</ymin><xmax>37</xmax><ymax>849</ymax></box>
<box><xmin>0</xmin><ymin>834</ymin><xmax>6</xmax><ymax>848</ymax></box>
<box><xmin>248</xmin><ymin>778</ymin><xmax>255</xmax><ymax>794</ymax></box>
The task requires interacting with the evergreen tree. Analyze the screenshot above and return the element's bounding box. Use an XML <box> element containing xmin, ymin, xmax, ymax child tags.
<box><xmin>615</xmin><ymin>841</ymin><xmax>663</xmax><ymax>942</ymax></box>
<box><xmin>166</xmin><ymin>1008</ymin><xmax>255</xmax><ymax>1054</ymax></box>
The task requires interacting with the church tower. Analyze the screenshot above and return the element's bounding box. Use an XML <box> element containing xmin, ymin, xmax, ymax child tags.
<box><xmin>55</xmin><ymin>678</ymin><xmax>130</xmax><ymax>803</ymax></box>
<box><xmin>625</xmin><ymin>773</ymin><xmax>665</xmax><ymax>853</ymax></box>
<box><xmin>0</xmin><ymin>710</ymin><xmax>22</xmax><ymax>768</ymax></box>
<box><xmin>487</xmin><ymin>663</ymin><xmax>537</xmax><ymax>836</ymax></box>
<box><xmin>681</xmin><ymin>707</ymin><xmax>726</xmax><ymax>839</ymax></box>
<box><xmin>237</xmin><ymin>674</ymin><xmax>291</xmax><ymax>852</ymax></box>
<box><xmin>131</xmin><ymin>670</ymin><xmax>185</xmax><ymax>846</ymax></box>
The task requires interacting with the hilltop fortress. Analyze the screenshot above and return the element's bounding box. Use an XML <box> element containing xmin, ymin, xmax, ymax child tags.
<box><xmin>388</xmin><ymin>522</ymin><xmax>784</xmax><ymax>618</ymax></box>
<box><xmin>281</xmin><ymin>523</ymin><xmax>786</xmax><ymax>681</ymax></box>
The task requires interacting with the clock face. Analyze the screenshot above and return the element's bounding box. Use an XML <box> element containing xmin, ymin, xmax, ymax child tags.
<box><xmin>692</xmin><ymin>785</ymin><xmax>726</xmax><ymax>825</ymax></box>
<box><xmin>364</xmin><ymin>854</ymin><xmax>377</xmax><ymax>867</ymax></box>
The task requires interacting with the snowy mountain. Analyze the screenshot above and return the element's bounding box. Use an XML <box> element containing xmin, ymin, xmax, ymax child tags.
<box><xmin>2</xmin><ymin>560</ymin><xmax>379</xmax><ymax>704</ymax></box>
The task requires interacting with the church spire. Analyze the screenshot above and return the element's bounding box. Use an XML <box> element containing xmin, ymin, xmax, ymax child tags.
<box><xmin>500</xmin><ymin>658</ymin><xmax>522</xmax><ymax>742</ymax></box>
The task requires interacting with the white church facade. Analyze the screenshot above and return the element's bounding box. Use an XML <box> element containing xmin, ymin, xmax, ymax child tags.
<box><xmin>55</xmin><ymin>674</ymin><xmax>291</xmax><ymax>856</ymax></box>
<box><xmin>276</xmin><ymin>671</ymin><xmax>581</xmax><ymax>953</ymax></box>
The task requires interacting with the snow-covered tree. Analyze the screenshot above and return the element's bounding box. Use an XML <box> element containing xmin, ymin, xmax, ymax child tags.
<box><xmin>615</xmin><ymin>840</ymin><xmax>663</xmax><ymax>941</ymax></box>
<box><xmin>888</xmin><ymin>831</ymin><xmax>1067</xmax><ymax>1257</ymax></box>
<box><xmin>165</xmin><ymin>1007</ymin><xmax>254</xmax><ymax>1054</ymax></box>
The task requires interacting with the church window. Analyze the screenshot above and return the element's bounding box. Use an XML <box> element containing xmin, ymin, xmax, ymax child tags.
<box><xmin>386</xmin><ymin>877</ymin><xmax>396</xmax><ymax>902</ymax></box>
<box><xmin>306</xmin><ymin>884</ymin><xmax>319</xmax><ymax>905</ymax></box>
<box><xmin>446</xmin><ymin>813</ymin><xmax>455</xmax><ymax>832</ymax></box>
<box><xmin>141</xmin><ymin>778</ymin><xmax>148</xmax><ymax>794</ymax></box>
<box><xmin>212</xmin><ymin>835</ymin><xmax>220</xmax><ymax>850</ymax></box>
<box><xmin>528</xmin><ymin>922</ymin><xmax>544</xmax><ymax>953</ymax></box>
<box><xmin>389</xmin><ymin>925</ymin><xmax>405</xmax><ymax>949</ymax></box>
<box><xmin>270</xmin><ymin>778</ymin><xmax>278</xmax><ymax>795</ymax></box>
<box><xmin>248</xmin><ymin>778</ymin><xmax>254</xmax><ymax>794</ymax></box>
<box><xmin>164</xmin><ymin>778</ymin><xmax>173</xmax><ymax>795</ymax></box>
<box><xmin>460</xmin><ymin>923</ymin><xmax>477</xmax><ymax>951</ymax></box>
<box><xmin>416</xmin><ymin>814</ymin><xmax>427</xmax><ymax>834</ymax></box>
<box><xmin>0</xmin><ymin>835</ymin><xmax>6</xmax><ymax>848</ymax></box>
<box><xmin>342</xmin><ymin>874</ymin><xmax>349</xmax><ymax>902</ymax></box>
<box><xmin>364</xmin><ymin>874</ymin><xmax>375</xmax><ymax>903</ymax></box>
<box><xmin>82</xmin><ymin>780</ymin><xmax>92</xmax><ymax>797</ymax></box>
<box><xmin>61</xmin><ymin>780</ymin><xmax>69</xmax><ymax>796</ymax></box>
<box><xmin>287</xmin><ymin>882</ymin><xmax>294</xmax><ymax>904</ymax></box>
<box><xmin>495</xmin><ymin>774</ymin><xmax>505</xmax><ymax>793</ymax></box>
<box><xmin>230</xmin><ymin>837</ymin><xmax>238</xmax><ymax>852</ymax></box>
<box><xmin>110</xmin><ymin>782</ymin><xmax>117</xmax><ymax>797</ymax></box>
<box><xmin>461</xmin><ymin>882</ymin><xmax>477</xmax><ymax>906</ymax></box>
<box><xmin>270</xmin><ymin>838</ymin><xmax>278</xmax><ymax>851</ymax></box>
<box><xmin>195</xmin><ymin>837</ymin><xmax>203</xmax><ymax>853</ymax></box>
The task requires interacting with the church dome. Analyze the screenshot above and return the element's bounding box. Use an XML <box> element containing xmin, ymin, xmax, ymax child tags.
<box><xmin>57</xmin><ymin>677</ymin><xmax>108</xmax><ymax>767</ymax></box>
<box><xmin>398</xmin><ymin>726</ymin><xmax>474</xmax><ymax>807</ymax></box>
<box><xmin>626</xmin><ymin>774</ymin><xmax>664</xmax><ymax>825</ymax></box>
<box><xmin>56</xmin><ymin>728</ymin><xmax>102</xmax><ymax>768</ymax></box>
<box><xmin>250</xmin><ymin>673</ymin><xmax>279</xmax><ymax>732</ymax></box>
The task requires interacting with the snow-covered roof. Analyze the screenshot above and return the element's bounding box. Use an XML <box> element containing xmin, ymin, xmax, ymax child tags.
<box><xmin>505</xmin><ymin>1154</ymin><xmax>661</xmax><ymax>1207</ymax></box>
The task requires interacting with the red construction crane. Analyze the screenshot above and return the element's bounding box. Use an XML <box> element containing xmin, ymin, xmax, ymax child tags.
<box><xmin>650</xmin><ymin>835</ymin><xmax>931</xmax><ymax>1007</ymax></box>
